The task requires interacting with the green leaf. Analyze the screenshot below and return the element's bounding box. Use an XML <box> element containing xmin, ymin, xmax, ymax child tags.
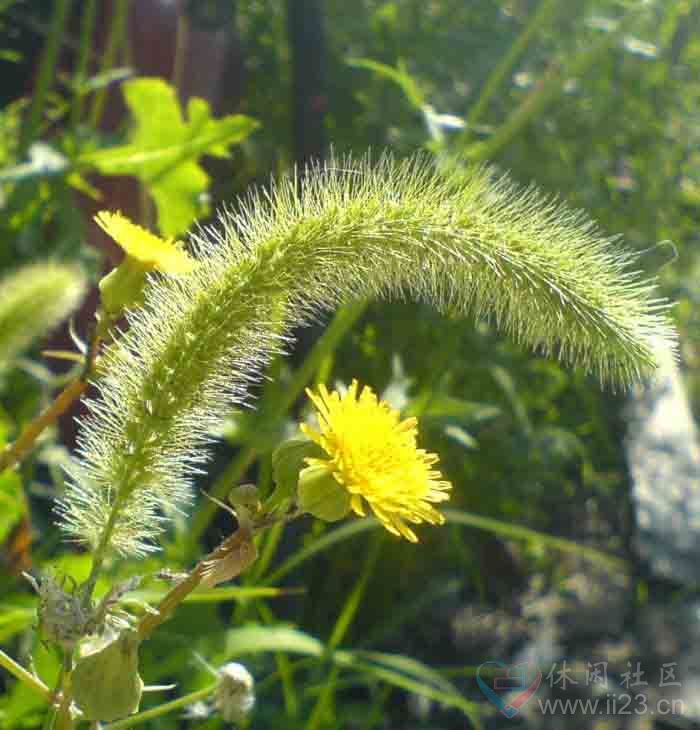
<box><xmin>85</xmin><ymin>77</ymin><xmax>259</xmax><ymax>235</ymax></box>
<box><xmin>0</xmin><ymin>678</ymin><xmax>46</xmax><ymax>729</ymax></box>
<box><xmin>443</xmin><ymin>509</ymin><xmax>626</xmax><ymax>570</ymax></box>
<box><xmin>0</xmin><ymin>471</ymin><xmax>25</xmax><ymax>545</ymax></box>
<box><xmin>298</xmin><ymin>464</ymin><xmax>351</xmax><ymax>523</ymax></box>
<box><xmin>221</xmin><ymin>625</ymin><xmax>324</xmax><ymax>661</ymax></box>
<box><xmin>265</xmin><ymin>509</ymin><xmax>625</xmax><ymax>586</ymax></box>
<box><xmin>0</xmin><ymin>597</ymin><xmax>35</xmax><ymax>642</ymax></box>
<box><xmin>265</xmin><ymin>520</ymin><xmax>377</xmax><ymax>585</ymax></box>
<box><xmin>217</xmin><ymin>625</ymin><xmax>482</xmax><ymax>726</ymax></box>
<box><xmin>415</xmin><ymin>396</ymin><xmax>501</xmax><ymax>423</ymax></box>
<box><xmin>347</xmin><ymin>58</ymin><xmax>426</xmax><ymax>110</ymax></box>
<box><xmin>130</xmin><ymin>585</ymin><xmax>297</xmax><ymax>604</ymax></box>
<box><xmin>334</xmin><ymin>649</ymin><xmax>482</xmax><ymax>725</ymax></box>
<box><xmin>269</xmin><ymin>438</ymin><xmax>324</xmax><ymax>511</ymax></box>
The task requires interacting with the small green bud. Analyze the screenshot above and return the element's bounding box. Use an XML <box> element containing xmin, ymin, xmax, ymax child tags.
<box><xmin>297</xmin><ymin>464</ymin><xmax>351</xmax><ymax>522</ymax></box>
<box><xmin>228</xmin><ymin>484</ymin><xmax>261</xmax><ymax>515</ymax></box>
<box><xmin>72</xmin><ymin>629</ymin><xmax>143</xmax><ymax>722</ymax></box>
<box><xmin>98</xmin><ymin>258</ymin><xmax>149</xmax><ymax>318</ymax></box>
<box><xmin>269</xmin><ymin>438</ymin><xmax>324</xmax><ymax>510</ymax></box>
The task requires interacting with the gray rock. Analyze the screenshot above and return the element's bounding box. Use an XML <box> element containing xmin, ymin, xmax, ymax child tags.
<box><xmin>626</xmin><ymin>353</ymin><xmax>700</xmax><ymax>583</ymax></box>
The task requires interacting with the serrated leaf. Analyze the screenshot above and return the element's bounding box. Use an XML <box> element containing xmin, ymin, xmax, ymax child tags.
<box><xmin>86</xmin><ymin>77</ymin><xmax>259</xmax><ymax>235</ymax></box>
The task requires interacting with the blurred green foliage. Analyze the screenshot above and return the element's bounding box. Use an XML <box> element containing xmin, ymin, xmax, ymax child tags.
<box><xmin>0</xmin><ymin>0</ymin><xmax>696</xmax><ymax>728</ymax></box>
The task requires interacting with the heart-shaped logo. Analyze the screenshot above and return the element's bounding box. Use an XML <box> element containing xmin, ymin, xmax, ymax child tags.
<box><xmin>477</xmin><ymin>661</ymin><xmax>542</xmax><ymax>718</ymax></box>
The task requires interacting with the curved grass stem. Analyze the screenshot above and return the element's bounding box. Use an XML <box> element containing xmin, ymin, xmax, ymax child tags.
<box><xmin>464</xmin><ymin>0</ymin><xmax>560</xmax><ymax>132</ymax></box>
<box><xmin>103</xmin><ymin>685</ymin><xmax>216</xmax><ymax>729</ymax></box>
<box><xmin>0</xmin><ymin>648</ymin><xmax>51</xmax><ymax>700</ymax></box>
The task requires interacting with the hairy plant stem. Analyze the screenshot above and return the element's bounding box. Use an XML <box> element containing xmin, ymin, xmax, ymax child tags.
<box><xmin>58</xmin><ymin>154</ymin><xmax>676</xmax><ymax>558</ymax></box>
<box><xmin>81</xmin><ymin>495</ymin><xmax>124</xmax><ymax>602</ymax></box>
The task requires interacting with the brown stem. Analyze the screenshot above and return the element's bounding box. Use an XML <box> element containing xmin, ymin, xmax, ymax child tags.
<box><xmin>0</xmin><ymin>379</ymin><xmax>88</xmax><ymax>473</ymax></box>
<box><xmin>137</xmin><ymin>527</ymin><xmax>255</xmax><ymax>642</ymax></box>
<box><xmin>136</xmin><ymin>563</ymin><xmax>206</xmax><ymax>641</ymax></box>
<box><xmin>0</xmin><ymin>325</ymin><xmax>103</xmax><ymax>474</ymax></box>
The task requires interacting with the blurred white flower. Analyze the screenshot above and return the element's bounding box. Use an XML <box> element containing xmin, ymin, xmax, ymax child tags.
<box><xmin>215</xmin><ymin>662</ymin><xmax>255</xmax><ymax>725</ymax></box>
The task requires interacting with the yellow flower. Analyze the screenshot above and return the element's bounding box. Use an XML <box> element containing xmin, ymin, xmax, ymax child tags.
<box><xmin>301</xmin><ymin>380</ymin><xmax>451</xmax><ymax>542</ymax></box>
<box><xmin>94</xmin><ymin>211</ymin><xmax>196</xmax><ymax>274</ymax></box>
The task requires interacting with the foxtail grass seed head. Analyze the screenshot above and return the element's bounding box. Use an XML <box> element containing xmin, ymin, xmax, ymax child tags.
<box><xmin>0</xmin><ymin>262</ymin><xmax>86</xmax><ymax>371</ymax></box>
<box><xmin>57</xmin><ymin>154</ymin><xmax>676</xmax><ymax>557</ymax></box>
<box><xmin>301</xmin><ymin>381</ymin><xmax>451</xmax><ymax>541</ymax></box>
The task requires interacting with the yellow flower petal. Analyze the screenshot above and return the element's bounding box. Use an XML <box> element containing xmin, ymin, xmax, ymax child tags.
<box><xmin>95</xmin><ymin>211</ymin><xmax>196</xmax><ymax>274</ymax></box>
<box><xmin>303</xmin><ymin>380</ymin><xmax>451</xmax><ymax>541</ymax></box>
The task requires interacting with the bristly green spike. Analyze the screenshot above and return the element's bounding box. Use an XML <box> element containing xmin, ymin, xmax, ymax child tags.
<box><xmin>56</xmin><ymin>153</ymin><xmax>676</xmax><ymax>557</ymax></box>
<box><xmin>0</xmin><ymin>262</ymin><xmax>86</xmax><ymax>371</ymax></box>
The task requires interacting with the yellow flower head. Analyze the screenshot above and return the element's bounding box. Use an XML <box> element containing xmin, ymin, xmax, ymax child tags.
<box><xmin>301</xmin><ymin>380</ymin><xmax>451</xmax><ymax>542</ymax></box>
<box><xmin>94</xmin><ymin>211</ymin><xmax>196</xmax><ymax>274</ymax></box>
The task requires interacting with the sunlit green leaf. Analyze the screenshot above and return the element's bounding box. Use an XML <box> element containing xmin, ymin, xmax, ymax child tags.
<box><xmin>221</xmin><ymin>625</ymin><xmax>324</xmax><ymax>660</ymax></box>
<box><xmin>85</xmin><ymin>77</ymin><xmax>259</xmax><ymax>235</ymax></box>
<box><xmin>0</xmin><ymin>471</ymin><xmax>23</xmax><ymax>545</ymax></box>
<box><xmin>347</xmin><ymin>57</ymin><xmax>426</xmax><ymax>110</ymax></box>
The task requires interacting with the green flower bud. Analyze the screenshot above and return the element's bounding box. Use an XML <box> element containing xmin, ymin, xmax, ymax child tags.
<box><xmin>72</xmin><ymin>629</ymin><xmax>143</xmax><ymax>722</ymax></box>
<box><xmin>96</xmin><ymin>209</ymin><xmax>198</xmax><ymax>322</ymax></box>
<box><xmin>98</xmin><ymin>258</ymin><xmax>149</xmax><ymax>318</ymax></box>
<box><xmin>297</xmin><ymin>464</ymin><xmax>351</xmax><ymax>522</ymax></box>
<box><xmin>269</xmin><ymin>438</ymin><xmax>324</xmax><ymax>510</ymax></box>
<box><xmin>228</xmin><ymin>484</ymin><xmax>261</xmax><ymax>516</ymax></box>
